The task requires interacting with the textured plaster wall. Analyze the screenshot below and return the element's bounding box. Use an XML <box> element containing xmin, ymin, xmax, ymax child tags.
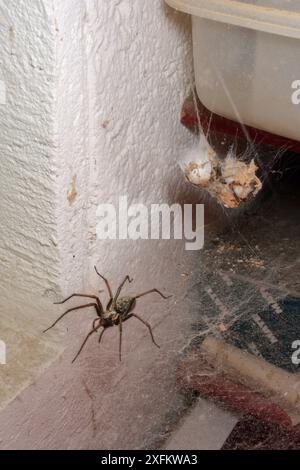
<box><xmin>86</xmin><ymin>0</ymin><xmax>194</xmax><ymax>278</ymax></box>
<box><xmin>0</xmin><ymin>0</ymin><xmax>63</xmax><ymax>410</ymax></box>
<box><xmin>54</xmin><ymin>0</ymin><xmax>91</xmax><ymax>293</ymax></box>
<box><xmin>0</xmin><ymin>0</ymin><xmax>196</xmax><ymax>449</ymax></box>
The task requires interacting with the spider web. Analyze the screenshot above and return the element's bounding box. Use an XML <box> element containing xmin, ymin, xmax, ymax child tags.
<box><xmin>171</xmin><ymin>53</ymin><xmax>300</xmax><ymax>448</ymax></box>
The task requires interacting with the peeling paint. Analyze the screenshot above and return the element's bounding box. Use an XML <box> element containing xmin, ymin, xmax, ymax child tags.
<box><xmin>67</xmin><ymin>175</ymin><xmax>78</xmax><ymax>205</ymax></box>
<box><xmin>101</xmin><ymin>119</ymin><xmax>110</xmax><ymax>129</ymax></box>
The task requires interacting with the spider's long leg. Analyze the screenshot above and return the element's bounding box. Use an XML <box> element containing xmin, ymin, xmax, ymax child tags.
<box><xmin>118</xmin><ymin>316</ymin><xmax>123</xmax><ymax>362</ymax></box>
<box><xmin>113</xmin><ymin>275</ymin><xmax>133</xmax><ymax>304</ymax></box>
<box><xmin>94</xmin><ymin>267</ymin><xmax>113</xmax><ymax>305</ymax></box>
<box><xmin>43</xmin><ymin>303</ymin><xmax>99</xmax><ymax>333</ymax></box>
<box><xmin>134</xmin><ymin>289</ymin><xmax>171</xmax><ymax>300</ymax></box>
<box><xmin>131</xmin><ymin>313</ymin><xmax>160</xmax><ymax>348</ymax></box>
<box><xmin>54</xmin><ymin>294</ymin><xmax>104</xmax><ymax>316</ymax></box>
<box><xmin>93</xmin><ymin>317</ymin><xmax>101</xmax><ymax>330</ymax></box>
<box><xmin>72</xmin><ymin>324</ymin><xmax>101</xmax><ymax>363</ymax></box>
<box><xmin>98</xmin><ymin>327</ymin><xmax>106</xmax><ymax>344</ymax></box>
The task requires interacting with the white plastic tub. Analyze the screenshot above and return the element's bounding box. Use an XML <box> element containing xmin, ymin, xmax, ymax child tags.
<box><xmin>166</xmin><ymin>0</ymin><xmax>300</xmax><ymax>141</ymax></box>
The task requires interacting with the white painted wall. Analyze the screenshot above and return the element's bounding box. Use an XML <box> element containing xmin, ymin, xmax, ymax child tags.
<box><xmin>0</xmin><ymin>0</ymin><xmax>196</xmax><ymax>449</ymax></box>
<box><xmin>55</xmin><ymin>0</ymin><xmax>195</xmax><ymax>292</ymax></box>
<box><xmin>0</xmin><ymin>0</ymin><xmax>63</xmax><ymax>409</ymax></box>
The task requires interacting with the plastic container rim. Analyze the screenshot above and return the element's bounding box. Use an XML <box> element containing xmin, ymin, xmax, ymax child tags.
<box><xmin>165</xmin><ymin>0</ymin><xmax>300</xmax><ymax>39</ymax></box>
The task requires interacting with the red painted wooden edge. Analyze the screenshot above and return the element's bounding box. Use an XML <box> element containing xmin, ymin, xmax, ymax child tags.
<box><xmin>181</xmin><ymin>95</ymin><xmax>300</xmax><ymax>154</ymax></box>
<box><xmin>178</xmin><ymin>351</ymin><xmax>300</xmax><ymax>435</ymax></box>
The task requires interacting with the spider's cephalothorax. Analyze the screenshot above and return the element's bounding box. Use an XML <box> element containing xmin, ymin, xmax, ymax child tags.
<box><xmin>101</xmin><ymin>297</ymin><xmax>136</xmax><ymax>327</ymax></box>
<box><xmin>43</xmin><ymin>267</ymin><xmax>171</xmax><ymax>363</ymax></box>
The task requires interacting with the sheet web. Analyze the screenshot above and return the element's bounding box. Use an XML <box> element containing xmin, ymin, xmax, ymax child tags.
<box><xmin>176</xmin><ymin>71</ymin><xmax>300</xmax><ymax>437</ymax></box>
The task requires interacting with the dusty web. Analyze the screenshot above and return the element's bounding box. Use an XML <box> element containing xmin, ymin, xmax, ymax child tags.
<box><xmin>176</xmin><ymin>71</ymin><xmax>300</xmax><ymax>433</ymax></box>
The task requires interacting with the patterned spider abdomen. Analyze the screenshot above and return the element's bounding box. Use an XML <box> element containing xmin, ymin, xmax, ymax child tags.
<box><xmin>115</xmin><ymin>297</ymin><xmax>136</xmax><ymax>318</ymax></box>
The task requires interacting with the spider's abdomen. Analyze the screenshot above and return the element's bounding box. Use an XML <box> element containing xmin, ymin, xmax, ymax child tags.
<box><xmin>115</xmin><ymin>297</ymin><xmax>136</xmax><ymax>317</ymax></box>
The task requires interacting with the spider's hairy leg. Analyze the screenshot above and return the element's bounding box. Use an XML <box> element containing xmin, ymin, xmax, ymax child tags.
<box><xmin>94</xmin><ymin>266</ymin><xmax>113</xmax><ymax>303</ymax></box>
<box><xmin>129</xmin><ymin>313</ymin><xmax>160</xmax><ymax>348</ymax></box>
<box><xmin>134</xmin><ymin>288</ymin><xmax>171</xmax><ymax>300</ymax></box>
<box><xmin>98</xmin><ymin>327</ymin><xmax>106</xmax><ymax>344</ymax></box>
<box><xmin>54</xmin><ymin>293</ymin><xmax>104</xmax><ymax>316</ymax></box>
<box><xmin>113</xmin><ymin>275</ymin><xmax>133</xmax><ymax>304</ymax></box>
<box><xmin>93</xmin><ymin>317</ymin><xmax>101</xmax><ymax>330</ymax></box>
<box><xmin>119</xmin><ymin>315</ymin><xmax>123</xmax><ymax>362</ymax></box>
<box><xmin>43</xmin><ymin>303</ymin><xmax>99</xmax><ymax>333</ymax></box>
<box><xmin>72</xmin><ymin>323</ymin><xmax>102</xmax><ymax>363</ymax></box>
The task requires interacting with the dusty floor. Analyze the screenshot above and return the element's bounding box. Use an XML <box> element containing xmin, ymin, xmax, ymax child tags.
<box><xmin>162</xmin><ymin>160</ymin><xmax>300</xmax><ymax>449</ymax></box>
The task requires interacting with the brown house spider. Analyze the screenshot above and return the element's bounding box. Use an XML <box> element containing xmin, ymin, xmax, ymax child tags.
<box><xmin>44</xmin><ymin>267</ymin><xmax>171</xmax><ymax>363</ymax></box>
